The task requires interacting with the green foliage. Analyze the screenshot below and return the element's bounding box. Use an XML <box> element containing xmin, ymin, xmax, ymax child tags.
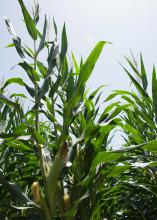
<box><xmin>18</xmin><ymin>0</ymin><xmax>38</xmax><ymax>40</ymax></box>
<box><xmin>105</xmin><ymin>54</ymin><xmax>157</xmax><ymax>219</ymax></box>
<box><xmin>1</xmin><ymin>1</ymin><xmax>157</xmax><ymax>220</ymax></box>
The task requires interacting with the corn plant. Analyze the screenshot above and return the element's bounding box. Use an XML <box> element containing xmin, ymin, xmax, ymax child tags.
<box><xmin>104</xmin><ymin>54</ymin><xmax>157</xmax><ymax>219</ymax></box>
<box><xmin>1</xmin><ymin>1</ymin><xmax>157</xmax><ymax>220</ymax></box>
<box><xmin>0</xmin><ymin>1</ymin><xmax>124</xmax><ymax>219</ymax></box>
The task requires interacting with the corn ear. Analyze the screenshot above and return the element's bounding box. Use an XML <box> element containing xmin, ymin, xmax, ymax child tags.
<box><xmin>32</xmin><ymin>181</ymin><xmax>41</xmax><ymax>205</ymax></box>
<box><xmin>63</xmin><ymin>194</ymin><xmax>71</xmax><ymax>211</ymax></box>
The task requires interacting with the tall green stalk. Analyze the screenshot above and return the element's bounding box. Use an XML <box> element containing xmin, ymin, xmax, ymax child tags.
<box><xmin>32</xmin><ymin>3</ymin><xmax>51</xmax><ymax>219</ymax></box>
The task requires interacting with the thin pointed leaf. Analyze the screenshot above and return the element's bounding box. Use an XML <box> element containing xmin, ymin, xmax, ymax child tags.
<box><xmin>140</xmin><ymin>53</ymin><xmax>148</xmax><ymax>90</ymax></box>
<box><xmin>91</xmin><ymin>151</ymin><xmax>124</xmax><ymax>172</ymax></box>
<box><xmin>60</xmin><ymin>23</ymin><xmax>68</xmax><ymax>62</ymax></box>
<box><xmin>53</xmin><ymin>18</ymin><xmax>58</xmax><ymax>37</ymax></box>
<box><xmin>121</xmin><ymin>64</ymin><xmax>149</xmax><ymax>98</ymax></box>
<box><xmin>5</xmin><ymin>18</ymin><xmax>25</xmax><ymax>59</ymax></box>
<box><xmin>37</xmin><ymin>61</ymin><xmax>47</xmax><ymax>78</ymax></box>
<box><xmin>10</xmin><ymin>93</ymin><xmax>27</xmax><ymax>98</ymax></box>
<box><xmin>18</xmin><ymin>0</ymin><xmax>38</xmax><ymax>40</ymax></box>
<box><xmin>72</xmin><ymin>53</ymin><xmax>79</xmax><ymax>74</ymax></box>
<box><xmin>49</xmin><ymin>75</ymin><xmax>61</xmax><ymax>98</ymax></box>
<box><xmin>77</xmin><ymin>41</ymin><xmax>106</xmax><ymax>92</ymax></box>
<box><xmin>152</xmin><ymin>66</ymin><xmax>157</xmax><ymax>122</ymax></box>
<box><xmin>0</xmin><ymin>94</ymin><xmax>19</xmax><ymax>108</ymax></box>
<box><xmin>19</xmin><ymin>62</ymin><xmax>40</xmax><ymax>82</ymax></box>
<box><xmin>37</xmin><ymin>15</ymin><xmax>47</xmax><ymax>55</ymax></box>
<box><xmin>125</xmin><ymin>56</ymin><xmax>140</xmax><ymax>77</ymax></box>
<box><xmin>2</xmin><ymin>77</ymin><xmax>25</xmax><ymax>89</ymax></box>
<box><xmin>25</xmin><ymin>84</ymin><xmax>35</xmax><ymax>97</ymax></box>
<box><xmin>89</xmin><ymin>85</ymin><xmax>105</xmax><ymax>100</ymax></box>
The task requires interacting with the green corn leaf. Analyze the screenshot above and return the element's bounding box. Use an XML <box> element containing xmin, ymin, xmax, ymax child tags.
<box><xmin>72</xmin><ymin>53</ymin><xmax>79</xmax><ymax>74</ymax></box>
<box><xmin>121</xmin><ymin>95</ymin><xmax>134</xmax><ymax>104</ymax></box>
<box><xmin>37</xmin><ymin>61</ymin><xmax>47</xmax><ymax>78</ymax></box>
<box><xmin>98</xmin><ymin>102</ymin><xmax>119</xmax><ymax>123</ymax></box>
<box><xmin>142</xmin><ymin>139</ymin><xmax>157</xmax><ymax>153</ymax></box>
<box><xmin>122</xmin><ymin>197</ymin><xmax>147</xmax><ymax>220</ymax></box>
<box><xmin>85</xmin><ymin>125</ymin><xmax>100</xmax><ymax>138</ymax></box>
<box><xmin>92</xmin><ymin>152</ymin><xmax>123</xmax><ymax>170</ymax></box>
<box><xmin>14</xmin><ymin>123</ymin><xmax>28</xmax><ymax>135</ymax></box>
<box><xmin>46</xmin><ymin>152</ymin><xmax>63</xmax><ymax>216</ymax></box>
<box><xmin>95</xmin><ymin>93</ymin><xmax>102</xmax><ymax>106</ymax></box>
<box><xmin>99</xmin><ymin>103</ymin><xmax>130</xmax><ymax>125</ymax></box>
<box><xmin>10</xmin><ymin>205</ymin><xmax>33</xmax><ymax>210</ymax></box>
<box><xmin>40</xmin><ymin>191</ymin><xmax>51</xmax><ymax>220</ymax></box>
<box><xmin>64</xmin><ymin>41</ymin><xmax>106</xmax><ymax>126</ymax></box>
<box><xmin>45</xmin><ymin>142</ymin><xmax>68</xmax><ymax>217</ymax></box>
<box><xmin>53</xmin><ymin>17</ymin><xmax>58</xmax><ymax>37</ymax></box>
<box><xmin>19</xmin><ymin>62</ymin><xmax>40</xmax><ymax>82</ymax></box>
<box><xmin>61</xmin><ymin>56</ymin><xmax>68</xmax><ymax>82</ymax></box>
<box><xmin>18</xmin><ymin>0</ymin><xmax>38</xmax><ymax>40</ymax></box>
<box><xmin>23</xmin><ymin>44</ymin><xmax>35</xmax><ymax>57</ymax></box>
<box><xmin>60</xmin><ymin>23</ymin><xmax>68</xmax><ymax>62</ymax></box>
<box><xmin>66</xmin><ymin>73</ymin><xmax>76</xmax><ymax>102</ymax></box>
<box><xmin>89</xmin><ymin>85</ymin><xmax>105</xmax><ymax>100</ymax></box>
<box><xmin>34</xmin><ymin>0</ymin><xmax>40</xmax><ymax>24</ymax></box>
<box><xmin>64</xmin><ymin>192</ymin><xmax>89</xmax><ymax>218</ymax></box>
<box><xmin>105</xmin><ymin>90</ymin><xmax>132</xmax><ymax>102</ymax></box>
<box><xmin>2</xmin><ymin>77</ymin><xmax>34</xmax><ymax>97</ymax></box>
<box><xmin>23</xmin><ymin>45</ymin><xmax>34</xmax><ymax>58</ymax></box>
<box><xmin>125</xmin><ymin>181</ymin><xmax>157</xmax><ymax>197</ymax></box>
<box><xmin>5</xmin><ymin>17</ymin><xmax>25</xmax><ymax>59</ymax></box>
<box><xmin>105</xmin><ymin>93</ymin><xmax>118</xmax><ymax>101</ymax></box>
<box><xmin>112</xmin><ymin>139</ymin><xmax>157</xmax><ymax>153</ymax></box>
<box><xmin>39</xmin><ymin>76</ymin><xmax>50</xmax><ymax>97</ymax></box>
<box><xmin>10</xmin><ymin>93</ymin><xmax>27</xmax><ymax>98</ymax></box>
<box><xmin>140</xmin><ymin>53</ymin><xmax>148</xmax><ymax>91</ymax></box>
<box><xmin>2</xmin><ymin>77</ymin><xmax>25</xmax><ymax>89</ymax></box>
<box><xmin>106</xmin><ymin>104</ymin><xmax>131</xmax><ymax>122</ymax></box>
<box><xmin>63</xmin><ymin>94</ymin><xmax>80</xmax><ymax>126</ymax></box>
<box><xmin>152</xmin><ymin>66</ymin><xmax>157</xmax><ymax>122</ymax></box>
<box><xmin>121</xmin><ymin>64</ymin><xmax>149</xmax><ymax>98</ymax></box>
<box><xmin>47</xmin><ymin>41</ymin><xmax>59</xmax><ymax>68</ymax></box>
<box><xmin>49</xmin><ymin>75</ymin><xmax>61</xmax><ymax>98</ymax></box>
<box><xmin>24</xmin><ymin>84</ymin><xmax>35</xmax><ymax>97</ymax></box>
<box><xmin>34</xmin><ymin>76</ymin><xmax>50</xmax><ymax>109</ymax></box>
<box><xmin>90</xmin><ymin>151</ymin><xmax>124</xmax><ymax>173</ymax></box>
<box><xmin>80</xmin><ymin>56</ymin><xmax>84</xmax><ymax>70</ymax></box>
<box><xmin>108</xmin><ymin>165</ymin><xmax>130</xmax><ymax>177</ymax></box>
<box><xmin>0</xmin><ymin>94</ymin><xmax>19</xmax><ymax>108</ymax></box>
<box><xmin>122</xmin><ymin>124</ymin><xmax>143</xmax><ymax>143</ymax></box>
<box><xmin>7</xmin><ymin>140</ymin><xmax>33</xmax><ymax>151</ymax></box>
<box><xmin>4</xmin><ymin>43</ymin><xmax>15</xmax><ymax>48</ymax></box>
<box><xmin>0</xmin><ymin>174</ymin><xmax>33</xmax><ymax>204</ymax></box>
<box><xmin>77</xmin><ymin>41</ymin><xmax>106</xmax><ymax>93</ymax></box>
<box><xmin>0</xmin><ymin>133</ymin><xmax>16</xmax><ymax>139</ymax></box>
<box><xmin>36</xmin><ymin>15</ymin><xmax>47</xmax><ymax>55</ymax></box>
<box><xmin>30</xmin><ymin>129</ymin><xmax>46</xmax><ymax>145</ymax></box>
<box><xmin>125</xmin><ymin>56</ymin><xmax>140</xmax><ymax>77</ymax></box>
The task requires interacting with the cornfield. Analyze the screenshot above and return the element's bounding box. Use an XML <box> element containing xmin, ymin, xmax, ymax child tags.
<box><xmin>1</xmin><ymin>1</ymin><xmax>157</xmax><ymax>220</ymax></box>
